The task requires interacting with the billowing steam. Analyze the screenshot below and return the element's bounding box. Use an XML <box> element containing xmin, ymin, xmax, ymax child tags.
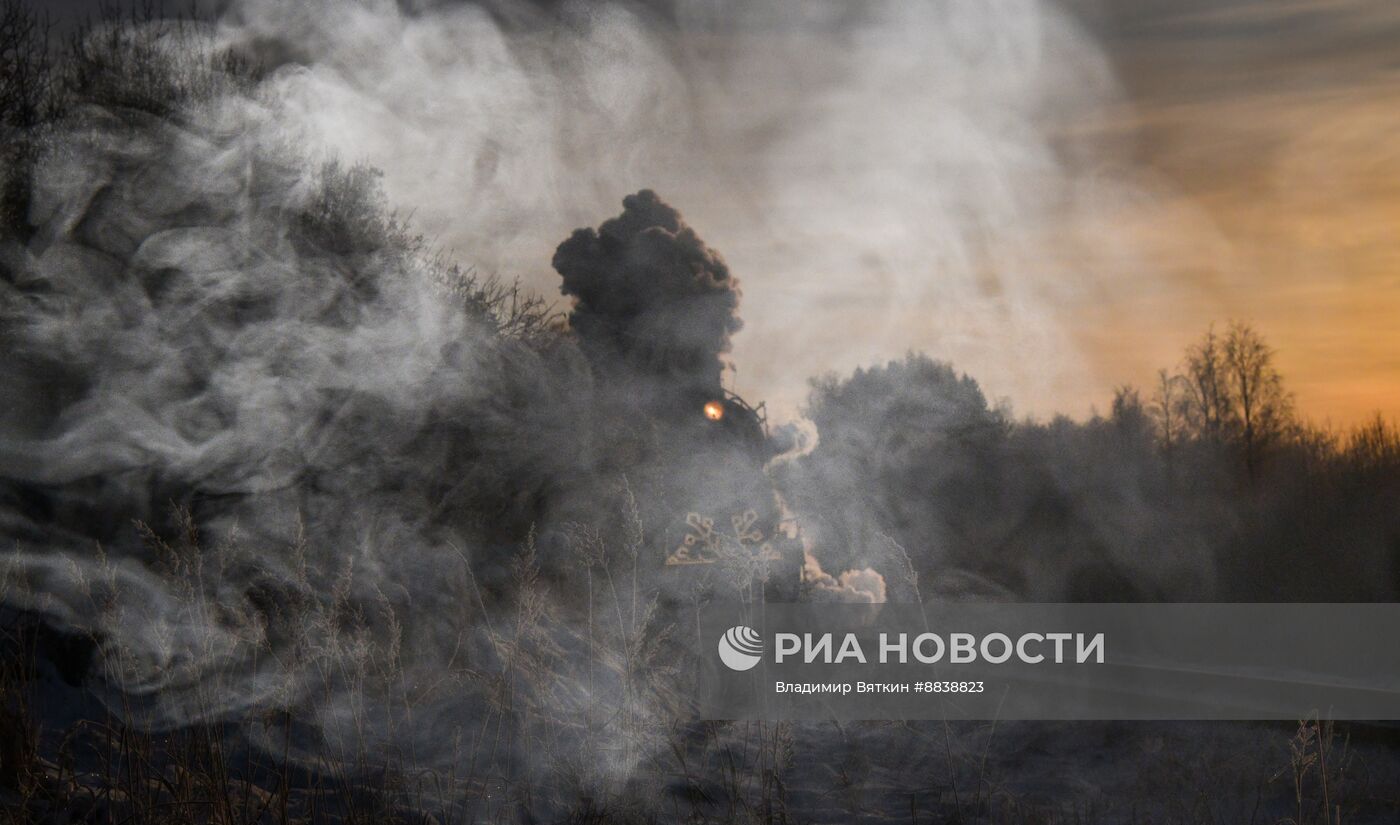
<box><xmin>0</xmin><ymin>1</ymin><xmax>1285</xmax><ymax>818</ymax></box>
<box><xmin>214</xmin><ymin>0</ymin><xmax>1180</xmax><ymax>420</ymax></box>
<box><xmin>0</xmin><ymin>0</ymin><xmax>1176</xmax><ymax>746</ymax></box>
<box><xmin>0</xmin><ymin>80</ymin><xmax>595</xmax><ymax>765</ymax></box>
<box><xmin>0</xmin><ymin>66</ymin><xmax>775</xmax><ymax>800</ymax></box>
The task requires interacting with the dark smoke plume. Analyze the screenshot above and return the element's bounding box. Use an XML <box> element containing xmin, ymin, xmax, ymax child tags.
<box><xmin>554</xmin><ymin>189</ymin><xmax>740</xmax><ymax>411</ymax></box>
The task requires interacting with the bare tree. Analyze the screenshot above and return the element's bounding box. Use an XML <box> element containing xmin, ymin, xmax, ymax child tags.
<box><xmin>1182</xmin><ymin>324</ymin><xmax>1234</xmax><ymax>443</ymax></box>
<box><xmin>1222</xmin><ymin>320</ymin><xmax>1292</xmax><ymax>478</ymax></box>
<box><xmin>1110</xmin><ymin>385</ymin><xmax>1151</xmax><ymax>443</ymax></box>
<box><xmin>61</xmin><ymin>1</ymin><xmax>256</xmax><ymax>116</ymax></box>
<box><xmin>0</xmin><ymin>0</ymin><xmax>53</xmax><ymax>130</ymax></box>
<box><xmin>1149</xmin><ymin>368</ymin><xmax>1189</xmax><ymax>462</ymax></box>
<box><xmin>0</xmin><ymin>0</ymin><xmax>55</xmax><ymax>232</ymax></box>
<box><xmin>1347</xmin><ymin>414</ymin><xmax>1400</xmax><ymax>476</ymax></box>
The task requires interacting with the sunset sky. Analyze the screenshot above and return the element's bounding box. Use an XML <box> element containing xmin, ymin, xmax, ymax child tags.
<box><xmin>679</xmin><ymin>0</ymin><xmax>1400</xmax><ymax>426</ymax></box>
<box><xmin>1059</xmin><ymin>0</ymin><xmax>1400</xmax><ymax>426</ymax></box>
<box><xmin>32</xmin><ymin>0</ymin><xmax>1400</xmax><ymax>427</ymax></box>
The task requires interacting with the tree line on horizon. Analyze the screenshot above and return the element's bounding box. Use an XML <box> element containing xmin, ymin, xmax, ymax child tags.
<box><xmin>781</xmin><ymin>320</ymin><xmax>1400</xmax><ymax>603</ymax></box>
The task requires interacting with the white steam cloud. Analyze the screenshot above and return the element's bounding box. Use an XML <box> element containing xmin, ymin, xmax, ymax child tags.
<box><xmin>217</xmin><ymin>0</ymin><xmax>1172</xmax><ymax>420</ymax></box>
<box><xmin>0</xmin><ymin>3</ymin><xmax>1221</xmax><ymax>815</ymax></box>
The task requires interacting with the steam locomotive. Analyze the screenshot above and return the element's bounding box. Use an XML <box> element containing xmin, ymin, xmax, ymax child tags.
<box><xmin>649</xmin><ymin>387</ymin><xmax>804</xmax><ymax>602</ymax></box>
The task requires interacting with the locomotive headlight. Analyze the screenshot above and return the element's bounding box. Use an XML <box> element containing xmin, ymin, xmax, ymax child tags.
<box><xmin>703</xmin><ymin>400</ymin><xmax>724</xmax><ymax>421</ymax></box>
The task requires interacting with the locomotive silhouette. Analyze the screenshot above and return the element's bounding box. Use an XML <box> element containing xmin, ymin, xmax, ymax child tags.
<box><xmin>657</xmin><ymin>389</ymin><xmax>803</xmax><ymax>601</ymax></box>
<box><xmin>553</xmin><ymin>190</ymin><xmax>803</xmax><ymax>601</ymax></box>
